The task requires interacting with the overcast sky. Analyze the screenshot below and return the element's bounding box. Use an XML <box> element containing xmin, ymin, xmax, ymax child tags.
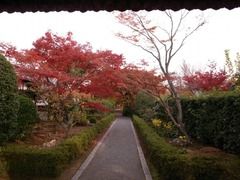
<box><xmin>0</xmin><ymin>8</ymin><xmax>240</xmax><ymax>72</ymax></box>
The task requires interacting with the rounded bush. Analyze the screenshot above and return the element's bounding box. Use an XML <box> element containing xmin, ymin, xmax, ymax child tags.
<box><xmin>0</xmin><ymin>55</ymin><xmax>19</xmax><ymax>143</ymax></box>
<box><xmin>16</xmin><ymin>95</ymin><xmax>38</xmax><ymax>138</ymax></box>
<box><xmin>134</xmin><ymin>91</ymin><xmax>156</xmax><ymax>120</ymax></box>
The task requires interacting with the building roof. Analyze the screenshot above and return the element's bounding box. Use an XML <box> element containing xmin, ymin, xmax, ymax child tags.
<box><xmin>0</xmin><ymin>0</ymin><xmax>240</xmax><ymax>12</ymax></box>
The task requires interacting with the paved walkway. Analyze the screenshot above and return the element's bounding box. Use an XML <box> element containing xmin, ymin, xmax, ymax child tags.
<box><xmin>72</xmin><ymin>116</ymin><xmax>151</xmax><ymax>180</ymax></box>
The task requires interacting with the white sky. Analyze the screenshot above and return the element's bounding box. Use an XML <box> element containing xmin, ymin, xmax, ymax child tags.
<box><xmin>0</xmin><ymin>8</ymin><xmax>240</xmax><ymax>73</ymax></box>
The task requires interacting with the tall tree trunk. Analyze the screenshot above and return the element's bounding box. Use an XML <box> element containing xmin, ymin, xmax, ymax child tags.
<box><xmin>166</xmin><ymin>78</ymin><xmax>191</xmax><ymax>142</ymax></box>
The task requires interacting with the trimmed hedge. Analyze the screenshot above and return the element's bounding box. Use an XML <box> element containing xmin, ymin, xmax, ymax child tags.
<box><xmin>181</xmin><ymin>93</ymin><xmax>240</xmax><ymax>154</ymax></box>
<box><xmin>0</xmin><ymin>55</ymin><xmax>19</xmax><ymax>144</ymax></box>
<box><xmin>2</xmin><ymin>113</ymin><xmax>115</xmax><ymax>177</ymax></box>
<box><xmin>155</xmin><ymin>93</ymin><xmax>240</xmax><ymax>154</ymax></box>
<box><xmin>133</xmin><ymin>115</ymin><xmax>240</xmax><ymax>180</ymax></box>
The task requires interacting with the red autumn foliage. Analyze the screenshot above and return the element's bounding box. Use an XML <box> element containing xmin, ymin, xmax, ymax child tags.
<box><xmin>0</xmin><ymin>31</ymin><xmax>166</xmax><ymax>112</ymax></box>
<box><xmin>118</xmin><ymin>64</ymin><xmax>166</xmax><ymax>104</ymax></box>
<box><xmin>0</xmin><ymin>31</ymin><xmax>124</xmax><ymax>99</ymax></box>
<box><xmin>84</xmin><ymin>50</ymin><xmax>124</xmax><ymax>98</ymax></box>
<box><xmin>82</xmin><ymin>102</ymin><xmax>110</xmax><ymax>112</ymax></box>
<box><xmin>183</xmin><ymin>69</ymin><xmax>231</xmax><ymax>92</ymax></box>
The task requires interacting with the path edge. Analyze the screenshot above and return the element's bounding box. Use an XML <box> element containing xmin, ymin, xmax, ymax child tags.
<box><xmin>130</xmin><ymin>120</ymin><xmax>153</xmax><ymax>180</ymax></box>
<box><xmin>71</xmin><ymin>119</ymin><xmax>118</xmax><ymax>180</ymax></box>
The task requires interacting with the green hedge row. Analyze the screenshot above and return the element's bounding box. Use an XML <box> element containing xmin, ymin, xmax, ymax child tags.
<box><xmin>181</xmin><ymin>93</ymin><xmax>240</xmax><ymax>154</ymax></box>
<box><xmin>155</xmin><ymin>93</ymin><xmax>240</xmax><ymax>154</ymax></box>
<box><xmin>133</xmin><ymin>115</ymin><xmax>240</xmax><ymax>180</ymax></box>
<box><xmin>2</xmin><ymin>114</ymin><xmax>115</xmax><ymax>178</ymax></box>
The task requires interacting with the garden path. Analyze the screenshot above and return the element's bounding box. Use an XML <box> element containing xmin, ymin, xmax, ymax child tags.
<box><xmin>72</xmin><ymin>115</ymin><xmax>152</xmax><ymax>180</ymax></box>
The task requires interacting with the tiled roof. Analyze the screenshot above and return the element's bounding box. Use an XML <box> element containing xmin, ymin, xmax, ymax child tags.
<box><xmin>0</xmin><ymin>0</ymin><xmax>239</xmax><ymax>13</ymax></box>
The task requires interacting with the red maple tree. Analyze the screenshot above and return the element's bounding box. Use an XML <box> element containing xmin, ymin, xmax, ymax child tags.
<box><xmin>0</xmin><ymin>32</ymin><xmax>124</xmax><ymax>98</ymax></box>
<box><xmin>183</xmin><ymin>69</ymin><xmax>231</xmax><ymax>93</ymax></box>
<box><xmin>0</xmin><ymin>31</ymin><xmax>167</xmax><ymax>135</ymax></box>
<box><xmin>118</xmin><ymin>64</ymin><xmax>166</xmax><ymax>107</ymax></box>
<box><xmin>0</xmin><ymin>32</ymin><xmax>124</xmax><ymax>135</ymax></box>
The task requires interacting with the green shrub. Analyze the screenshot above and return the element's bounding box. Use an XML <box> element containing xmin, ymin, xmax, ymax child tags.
<box><xmin>133</xmin><ymin>115</ymin><xmax>240</xmax><ymax>180</ymax></box>
<box><xmin>70</xmin><ymin>110</ymin><xmax>88</xmax><ymax>126</ymax></box>
<box><xmin>122</xmin><ymin>91</ymin><xmax>157</xmax><ymax>119</ymax></box>
<box><xmin>18</xmin><ymin>89</ymin><xmax>37</xmax><ymax>101</ymax></box>
<box><xmin>78</xmin><ymin>112</ymin><xmax>88</xmax><ymax>126</ymax></box>
<box><xmin>182</xmin><ymin>93</ymin><xmax>240</xmax><ymax>154</ymax></box>
<box><xmin>155</xmin><ymin>92</ymin><xmax>240</xmax><ymax>154</ymax></box>
<box><xmin>0</xmin><ymin>55</ymin><xmax>19</xmax><ymax>144</ymax></box>
<box><xmin>100</xmin><ymin>98</ymin><xmax>116</xmax><ymax>112</ymax></box>
<box><xmin>2</xmin><ymin>113</ymin><xmax>115</xmax><ymax>178</ymax></box>
<box><xmin>16</xmin><ymin>95</ymin><xmax>38</xmax><ymax>138</ymax></box>
<box><xmin>122</xmin><ymin>104</ymin><xmax>133</xmax><ymax>117</ymax></box>
<box><xmin>86</xmin><ymin>111</ymin><xmax>103</xmax><ymax>124</ymax></box>
<box><xmin>133</xmin><ymin>91</ymin><xmax>157</xmax><ymax>120</ymax></box>
<box><xmin>3</xmin><ymin>146</ymin><xmax>66</xmax><ymax>177</ymax></box>
<box><xmin>151</xmin><ymin>118</ymin><xmax>180</xmax><ymax>138</ymax></box>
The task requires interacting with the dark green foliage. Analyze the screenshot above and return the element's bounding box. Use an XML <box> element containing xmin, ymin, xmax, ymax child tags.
<box><xmin>182</xmin><ymin>93</ymin><xmax>240</xmax><ymax>154</ymax></box>
<box><xmin>2</xmin><ymin>114</ymin><xmax>115</xmax><ymax>177</ymax></box>
<box><xmin>154</xmin><ymin>101</ymin><xmax>170</xmax><ymax>120</ymax></box>
<box><xmin>122</xmin><ymin>104</ymin><xmax>133</xmax><ymax>117</ymax></box>
<box><xmin>87</xmin><ymin>114</ymin><xmax>99</xmax><ymax>124</ymax></box>
<box><xmin>156</xmin><ymin>92</ymin><xmax>240</xmax><ymax>154</ymax></box>
<box><xmin>18</xmin><ymin>89</ymin><xmax>37</xmax><ymax>101</ymax></box>
<box><xmin>134</xmin><ymin>91</ymin><xmax>157</xmax><ymax>121</ymax></box>
<box><xmin>123</xmin><ymin>91</ymin><xmax>157</xmax><ymax>117</ymax></box>
<box><xmin>0</xmin><ymin>55</ymin><xmax>19</xmax><ymax>144</ymax></box>
<box><xmin>3</xmin><ymin>146</ymin><xmax>66</xmax><ymax>177</ymax></box>
<box><xmin>133</xmin><ymin>115</ymin><xmax>240</xmax><ymax>180</ymax></box>
<box><xmin>16</xmin><ymin>95</ymin><xmax>38</xmax><ymax>138</ymax></box>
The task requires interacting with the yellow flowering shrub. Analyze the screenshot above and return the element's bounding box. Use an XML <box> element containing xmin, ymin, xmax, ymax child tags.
<box><xmin>152</xmin><ymin>119</ymin><xmax>162</xmax><ymax>127</ymax></box>
<box><xmin>179</xmin><ymin>136</ymin><xmax>187</xmax><ymax>140</ymax></box>
<box><xmin>151</xmin><ymin>118</ymin><xmax>179</xmax><ymax>138</ymax></box>
<box><xmin>163</xmin><ymin>122</ymin><xmax>172</xmax><ymax>129</ymax></box>
<box><xmin>152</xmin><ymin>119</ymin><xmax>173</xmax><ymax>129</ymax></box>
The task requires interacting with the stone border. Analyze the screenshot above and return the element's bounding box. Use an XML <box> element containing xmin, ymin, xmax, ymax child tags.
<box><xmin>71</xmin><ymin>119</ymin><xmax>118</xmax><ymax>180</ymax></box>
<box><xmin>130</xmin><ymin>120</ymin><xmax>153</xmax><ymax>180</ymax></box>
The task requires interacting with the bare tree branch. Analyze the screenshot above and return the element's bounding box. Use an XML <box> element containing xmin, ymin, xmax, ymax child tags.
<box><xmin>116</xmin><ymin>10</ymin><xmax>205</xmax><ymax>142</ymax></box>
<box><xmin>171</xmin><ymin>20</ymin><xmax>205</xmax><ymax>59</ymax></box>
